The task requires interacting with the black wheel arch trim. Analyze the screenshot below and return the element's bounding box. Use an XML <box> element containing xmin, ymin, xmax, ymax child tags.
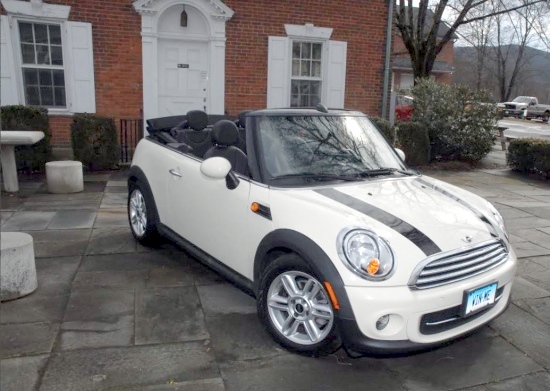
<box><xmin>253</xmin><ymin>228</ymin><xmax>356</xmax><ymax>320</ymax></box>
<box><xmin>128</xmin><ymin>166</ymin><xmax>160</xmax><ymax>226</ymax></box>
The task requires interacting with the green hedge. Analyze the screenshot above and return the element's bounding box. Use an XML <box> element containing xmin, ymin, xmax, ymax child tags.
<box><xmin>395</xmin><ymin>121</ymin><xmax>431</xmax><ymax>166</ymax></box>
<box><xmin>71</xmin><ymin>114</ymin><xmax>118</xmax><ymax>171</ymax></box>
<box><xmin>1</xmin><ymin>105</ymin><xmax>51</xmax><ymax>172</ymax></box>
<box><xmin>370</xmin><ymin>116</ymin><xmax>396</xmax><ymax>145</ymax></box>
<box><xmin>507</xmin><ymin>138</ymin><xmax>550</xmax><ymax>176</ymax></box>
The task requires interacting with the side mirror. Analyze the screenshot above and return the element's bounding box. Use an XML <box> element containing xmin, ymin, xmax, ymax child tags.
<box><xmin>394</xmin><ymin>148</ymin><xmax>406</xmax><ymax>161</ymax></box>
<box><xmin>200</xmin><ymin>157</ymin><xmax>231</xmax><ymax>179</ymax></box>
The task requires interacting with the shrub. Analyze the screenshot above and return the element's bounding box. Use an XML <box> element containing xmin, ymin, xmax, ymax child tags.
<box><xmin>412</xmin><ymin>79</ymin><xmax>497</xmax><ymax>162</ymax></box>
<box><xmin>1</xmin><ymin>105</ymin><xmax>51</xmax><ymax>172</ymax></box>
<box><xmin>507</xmin><ymin>138</ymin><xmax>550</xmax><ymax>176</ymax></box>
<box><xmin>370</xmin><ymin>116</ymin><xmax>396</xmax><ymax>145</ymax></box>
<box><xmin>395</xmin><ymin>121</ymin><xmax>430</xmax><ymax>166</ymax></box>
<box><xmin>71</xmin><ymin>114</ymin><xmax>119</xmax><ymax>171</ymax></box>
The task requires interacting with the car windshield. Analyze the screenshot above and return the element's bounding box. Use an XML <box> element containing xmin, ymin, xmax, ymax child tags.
<box><xmin>257</xmin><ymin>115</ymin><xmax>408</xmax><ymax>185</ymax></box>
<box><xmin>512</xmin><ymin>97</ymin><xmax>531</xmax><ymax>103</ymax></box>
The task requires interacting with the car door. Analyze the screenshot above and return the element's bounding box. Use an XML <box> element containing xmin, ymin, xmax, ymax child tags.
<box><xmin>164</xmin><ymin>152</ymin><xmax>252</xmax><ymax>277</ymax></box>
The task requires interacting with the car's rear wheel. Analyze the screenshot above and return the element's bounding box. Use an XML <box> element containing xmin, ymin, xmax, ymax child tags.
<box><xmin>258</xmin><ymin>253</ymin><xmax>340</xmax><ymax>355</ymax></box>
<box><xmin>128</xmin><ymin>181</ymin><xmax>159</xmax><ymax>246</ymax></box>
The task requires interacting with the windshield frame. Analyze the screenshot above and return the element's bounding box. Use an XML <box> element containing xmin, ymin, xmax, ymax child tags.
<box><xmin>248</xmin><ymin>111</ymin><xmax>410</xmax><ymax>187</ymax></box>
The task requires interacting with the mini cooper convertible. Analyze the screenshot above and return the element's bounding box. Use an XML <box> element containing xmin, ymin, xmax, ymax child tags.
<box><xmin>128</xmin><ymin>107</ymin><xmax>516</xmax><ymax>355</ymax></box>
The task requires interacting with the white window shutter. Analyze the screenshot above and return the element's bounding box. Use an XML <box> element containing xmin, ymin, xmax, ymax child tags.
<box><xmin>1</xmin><ymin>15</ymin><xmax>20</xmax><ymax>105</ymax></box>
<box><xmin>66</xmin><ymin>21</ymin><xmax>96</xmax><ymax>113</ymax></box>
<box><xmin>267</xmin><ymin>36</ymin><xmax>289</xmax><ymax>108</ymax></box>
<box><xmin>325</xmin><ymin>40</ymin><xmax>347</xmax><ymax>109</ymax></box>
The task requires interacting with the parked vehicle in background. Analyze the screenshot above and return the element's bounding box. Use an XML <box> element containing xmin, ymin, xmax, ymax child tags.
<box><xmin>497</xmin><ymin>96</ymin><xmax>549</xmax><ymax>121</ymax></box>
<box><xmin>396</xmin><ymin>94</ymin><xmax>413</xmax><ymax>121</ymax></box>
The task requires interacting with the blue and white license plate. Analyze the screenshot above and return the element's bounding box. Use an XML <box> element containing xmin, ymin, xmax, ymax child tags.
<box><xmin>463</xmin><ymin>283</ymin><xmax>497</xmax><ymax>316</ymax></box>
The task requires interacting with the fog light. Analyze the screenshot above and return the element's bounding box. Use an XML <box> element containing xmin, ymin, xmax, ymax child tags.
<box><xmin>376</xmin><ymin>315</ymin><xmax>390</xmax><ymax>330</ymax></box>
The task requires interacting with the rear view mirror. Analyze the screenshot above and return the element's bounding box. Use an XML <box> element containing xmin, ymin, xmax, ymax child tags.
<box><xmin>395</xmin><ymin>148</ymin><xmax>406</xmax><ymax>161</ymax></box>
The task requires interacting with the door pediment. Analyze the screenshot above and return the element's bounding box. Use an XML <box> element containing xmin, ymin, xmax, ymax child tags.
<box><xmin>133</xmin><ymin>0</ymin><xmax>234</xmax><ymax>20</ymax></box>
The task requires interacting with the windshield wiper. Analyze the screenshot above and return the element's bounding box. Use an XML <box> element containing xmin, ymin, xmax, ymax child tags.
<box><xmin>356</xmin><ymin>168</ymin><xmax>418</xmax><ymax>177</ymax></box>
<box><xmin>269</xmin><ymin>173</ymin><xmax>358</xmax><ymax>182</ymax></box>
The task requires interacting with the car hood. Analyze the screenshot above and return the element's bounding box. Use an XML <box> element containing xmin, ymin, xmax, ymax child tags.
<box><xmin>270</xmin><ymin>175</ymin><xmax>499</xmax><ymax>269</ymax></box>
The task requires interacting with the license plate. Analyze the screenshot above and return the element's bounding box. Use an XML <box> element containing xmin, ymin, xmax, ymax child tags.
<box><xmin>462</xmin><ymin>282</ymin><xmax>497</xmax><ymax>316</ymax></box>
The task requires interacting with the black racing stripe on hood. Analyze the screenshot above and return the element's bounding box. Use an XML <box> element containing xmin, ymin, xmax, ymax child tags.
<box><xmin>416</xmin><ymin>178</ymin><xmax>498</xmax><ymax>238</ymax></box>
<box><xmin>315</xmin><ymin>188</ymin><xmax>441</xmax><ymax>256</ymax></box>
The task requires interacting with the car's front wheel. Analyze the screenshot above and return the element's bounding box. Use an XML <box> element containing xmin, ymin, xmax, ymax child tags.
<box><xmin>128</xmin><ymin>181</ymin><xmax>159</xmax><ymax>246</ymax></box>
<box><xmin>258</xmin><ymin>253</ymin><xmax>340</xmax><ymax>355</ymax></box>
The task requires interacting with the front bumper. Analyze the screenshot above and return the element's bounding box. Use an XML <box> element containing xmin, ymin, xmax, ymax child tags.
<box><xmin>338</xmin><ymin>255</ymin><xmax>516</xmax><ymax>354</ymax></box>
<box><xmin>503</xmin><ymin>108</ymin><xmax>524</xmax><ymax>116</ymax></box>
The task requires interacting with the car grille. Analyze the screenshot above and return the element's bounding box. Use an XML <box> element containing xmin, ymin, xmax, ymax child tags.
<box><xmin>408</xmin><ymin>239</ymin><xmax>509</xmax><ymax>290</ymax></box>
<box><xmin>504</xmin><ymin>104</ymin><xmax>516</xmax><ymax>110</ymax></box>
<box><xmin>419</xmin><ymin>285</ymin><xmax>506</xmax><ymax>335</ymax></box>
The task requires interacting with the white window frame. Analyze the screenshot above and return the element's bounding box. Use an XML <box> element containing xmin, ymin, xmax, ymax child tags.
<box><xmin>15</xmin><ymin>18</ymin><xmax>68</xmax><ymax>111</ymax></box>
<box><xmin>267</xmin><ymin>23</ymin><xmax>347</xmax><ymax>109</ymax></box>
<box><xmin>1</xmin><ymin>0</ymin><xmax>96</xmax><ymax>115</ymax></box>
<box><xmin>290</xmin><ymin>40</ymin><xmax>324</xmax><ymax>108</ymax></box>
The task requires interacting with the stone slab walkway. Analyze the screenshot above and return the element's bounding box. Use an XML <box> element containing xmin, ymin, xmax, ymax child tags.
<box><xmin>1</xmin><ymin>163</ymin><xmax>549</xmax><ymax>391</ymax></box>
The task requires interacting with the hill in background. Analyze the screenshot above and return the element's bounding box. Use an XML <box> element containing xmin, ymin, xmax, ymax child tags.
<box><xmin>453</xmin><ymin>45</ymin><xmax>550</xmax><ymax>103</ymax></box>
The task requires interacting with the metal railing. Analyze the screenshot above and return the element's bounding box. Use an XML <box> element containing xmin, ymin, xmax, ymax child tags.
<box><xmin>119</xmin><ymin>118</ymin><xmax>143</xmax><ymax>164</ymax></box>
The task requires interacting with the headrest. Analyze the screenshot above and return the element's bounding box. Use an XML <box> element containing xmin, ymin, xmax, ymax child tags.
<box><xmin>212</xmin><ymin>119</ymin><xmax>239</xmax><ymax>146</ymax></box>
<box><xmin>187</xmin><ymin>110</ymin><xmax>208</xmax><ymax>131</ymax></box>
<box><xmin>237</xmin><ymin>110</ymin><xmax>252</xmax><ymax>128</ymax></box>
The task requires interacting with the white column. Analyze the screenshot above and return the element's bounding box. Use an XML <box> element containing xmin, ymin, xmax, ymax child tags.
<box><xmin>0</xmin><ymin>145</ymin><xmax>19</xmax><ymax>192</ymax></box>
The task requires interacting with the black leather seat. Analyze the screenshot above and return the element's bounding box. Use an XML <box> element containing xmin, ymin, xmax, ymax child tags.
<box><xmin>171</xmin><ymin>110</ymin><xmax>212</xmax><ymax>158</ymax></box>
<box><xmin>204</xmin><ymin>120</ymin><xmax>249</xmax><ymax>177</ymax></box>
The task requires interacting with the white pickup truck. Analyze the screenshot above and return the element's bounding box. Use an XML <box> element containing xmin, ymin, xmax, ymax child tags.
<box><xmin>498</xmin><ymin>96</ymin><xmax>550</xmax><ymax>122</ymax></box>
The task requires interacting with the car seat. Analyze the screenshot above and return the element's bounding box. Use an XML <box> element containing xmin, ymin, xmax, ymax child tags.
<box><xmin>203</xmin><ymin>120</ymin><xmax>249</xmax><ymax>177</ymax></box>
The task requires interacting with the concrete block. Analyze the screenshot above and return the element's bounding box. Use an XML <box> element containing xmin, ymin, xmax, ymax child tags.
<box><xmin>46</xmin><ymin>161</ymin><xmax>84</xmax><ymax>194</ymax></box>
<box><xmin>1</xmin><ymin>232</ymin><xmax>38</xmax><ymax>301</ymax></box>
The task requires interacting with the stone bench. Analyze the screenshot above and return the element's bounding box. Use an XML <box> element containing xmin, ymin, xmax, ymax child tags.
<box><xmin>46</xmin><ymin>161</ymin><xmax>84</xmax><ymax>194</ymax></box>
<box><xmin>1</xmin><ymin>232</ymin><xmax>38</xmax><ymax>301</ymax></box>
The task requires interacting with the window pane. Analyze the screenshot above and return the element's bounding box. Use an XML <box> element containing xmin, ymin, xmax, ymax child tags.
<box><xmin>292</xmin><ymin>42</ymin><xmax>300</xmax><ymax>59</ymax></box>
<box><xmin>26</xmin><ymin>86</ymin><xmax>40</xmax><ymax>105</ymax></box>
<box><xmin>40</xmin><ymin>87</ymin><xmax>54</xmax><ymax>106</ymax></box>
<box><xmin>19</xmin><ymin>23</ymin><xmax>34</xmax><ymax>43</ymax></box>
<box><xmin>23</xmin><ymin>68</ymin><xmax>39</xmax><ymax>85</ymax></box>
<box><xmin>36</xmin><ymin>45</ymin><xmax>51</xmax><ymax>65</ymax></box>
<box><xmin>51</xmin><ymin>46</ymin><xmax>63</xmax><ymax>65</ymax></box>
<box><xmin>312</xmin><ymin>43</ymin><xmax>322</xmax><ymax>60</ymax></box>
<box><xmin>39</xmin><ymin>69</ymin><xmax>53</xmax><ymax>86</ymax></box>
<box><xmin>300</xmin><ymin>60</ymin><xmax>311</xmax><ymax>77</ymax></box>
<box><xmin>291</xmin><ymin>94</ymin><xmax>300</xmax><ymax>107</ymax></box>
<box><xmin>53</xmin><ymin>70</ymin><xmax>65</xmax><ymax>87</ymax></box>
<box><xmin>302</xmin><ymin>42</ymin><xmax>311</xmax><ymax>58</ymax></box>
<box><xmin>300</xmin><ymin>94</ymin><xmax>309</xmax><ymax>107</ymax></box>
<box><xmin>54</xmin><ymin>87</ymin><xmax>66</xmax><ymax>106</ymax></box>
<box><xmin>312</xmin><ymin>61</ymin><xmax>321</xmax><ymax>77</ymax></box>
<box><xmin>21</xmin><ymin>44</ymin><xmax>36</xmax><ymax>64</ymax></box>
<box><xmin>292</xmin><ymin>60</ymin><xmax>300</xmax><ymax>77</ymax></box>
<box><xmin>34</xmin><ymin>24</ymin><xmax>48</xmax><ymax>44</ymax></box>
<box><xmin>49</xmin><ymin>25</ymin><xmax>61</xmax><ymax>45</ymax></box>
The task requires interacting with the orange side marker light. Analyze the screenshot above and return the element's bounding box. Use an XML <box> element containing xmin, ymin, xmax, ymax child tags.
<box><xmin>323</xmin><ymin>281</ymin><xmax>340</xmax><ymax>311</ymax></box>
<box><xmin>251</xmin><ymin>202</ymin><xmax>260</xmax><ymax>213</ymax></box>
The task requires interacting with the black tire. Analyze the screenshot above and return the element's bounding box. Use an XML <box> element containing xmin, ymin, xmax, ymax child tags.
<box><xmin>257</xmin><ymin>253</ymin><xmax>341</xmax><ymax>356</ymax></box>
<box><xmin>128</xmin><ymin>181</ymin><xmax>160</xmax><ymax>246</ymax></box>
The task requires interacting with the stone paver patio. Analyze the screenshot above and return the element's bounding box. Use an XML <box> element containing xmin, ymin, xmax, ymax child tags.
<box><xmin>1</xmin><ymin>157</ymin><xmax>549</xmax><ymax>390</ymax></box>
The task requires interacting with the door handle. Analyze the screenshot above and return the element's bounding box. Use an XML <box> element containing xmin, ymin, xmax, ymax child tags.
<box><xmin>169</xmin><ymin>169</ymin><xmax>182</xmax><ymax>177</ymax></box>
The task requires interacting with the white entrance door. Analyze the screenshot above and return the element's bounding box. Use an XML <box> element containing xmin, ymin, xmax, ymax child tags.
<box><xmin>158</xmin><ymin>39</ymin><xmax>209</xmax><ymax>116</ymax></box>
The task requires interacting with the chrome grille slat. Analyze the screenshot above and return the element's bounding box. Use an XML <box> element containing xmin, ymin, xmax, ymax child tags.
<box><xmin>427</xmin><ymin>243</ymin><xmax>502</xmax><ymax>268</ymax></box>
<box><xmin>409</xmin><ymin>239</ymin><xmax>509</xmax><ymax>290</ymax></box>
<box><xmin>421</xmin><ymin>248</ymin><xmax>506</xmax><ymax>276</ymax></box>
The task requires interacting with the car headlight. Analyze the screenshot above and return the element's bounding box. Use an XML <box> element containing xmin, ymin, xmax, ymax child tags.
<box><xmin>486</xmin><ymin>201</ymin><xmax>508</xmax><ymax>241</ymax></box>
<box><xmin>337</xmin><ymin>228</ymin><xmax>395</xmax><ymax>280</ymax></box>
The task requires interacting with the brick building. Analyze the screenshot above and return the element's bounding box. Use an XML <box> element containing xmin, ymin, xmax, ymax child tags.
<box><xmin>0</xmin><ymin>0</ymin><xmax>392</xmax><ymax>157</ymax></box>
<box><xmin>392</xmin><ymin>8</ymin><xmax>456</xmax><ymax>91</ymax></box>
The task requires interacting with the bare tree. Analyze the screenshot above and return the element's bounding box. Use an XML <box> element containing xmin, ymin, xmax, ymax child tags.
<box><xmin>394</xmin><ymin>0</ymin><xmax>549</xmax><ymax>82</ymax></box>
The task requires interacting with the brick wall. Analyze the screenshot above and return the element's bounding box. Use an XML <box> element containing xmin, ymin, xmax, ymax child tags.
<box><xmin>223</xmin><ymin>0</ymin><xmax>389</xmax><ymax>116</ymax></box>
<box><xmin>4</xmin><ymin>0</ymin><xmax>390</xmax><ymax>146</ymax></box>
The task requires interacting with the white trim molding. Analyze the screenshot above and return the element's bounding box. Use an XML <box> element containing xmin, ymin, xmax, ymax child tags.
<box><xmin>133</xmin><ymin>0</ymin><xmax>234</xmax><ymax>124</ymax></box>
<box><xmin>285</xmin><ymin>23</ymin><xmax>333</xmax><ymax>40</ymax></box>
<box><xmin>1</xmin><ymin>0</ymin><xmax>70</xmax><ymax>20</ymax></box>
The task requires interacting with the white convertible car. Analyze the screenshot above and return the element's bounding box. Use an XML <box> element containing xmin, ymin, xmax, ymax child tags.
<box><xmin>128</xmin><ymin>107</ymin><xmax>516</xmax><ymax>356</ymax></box>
